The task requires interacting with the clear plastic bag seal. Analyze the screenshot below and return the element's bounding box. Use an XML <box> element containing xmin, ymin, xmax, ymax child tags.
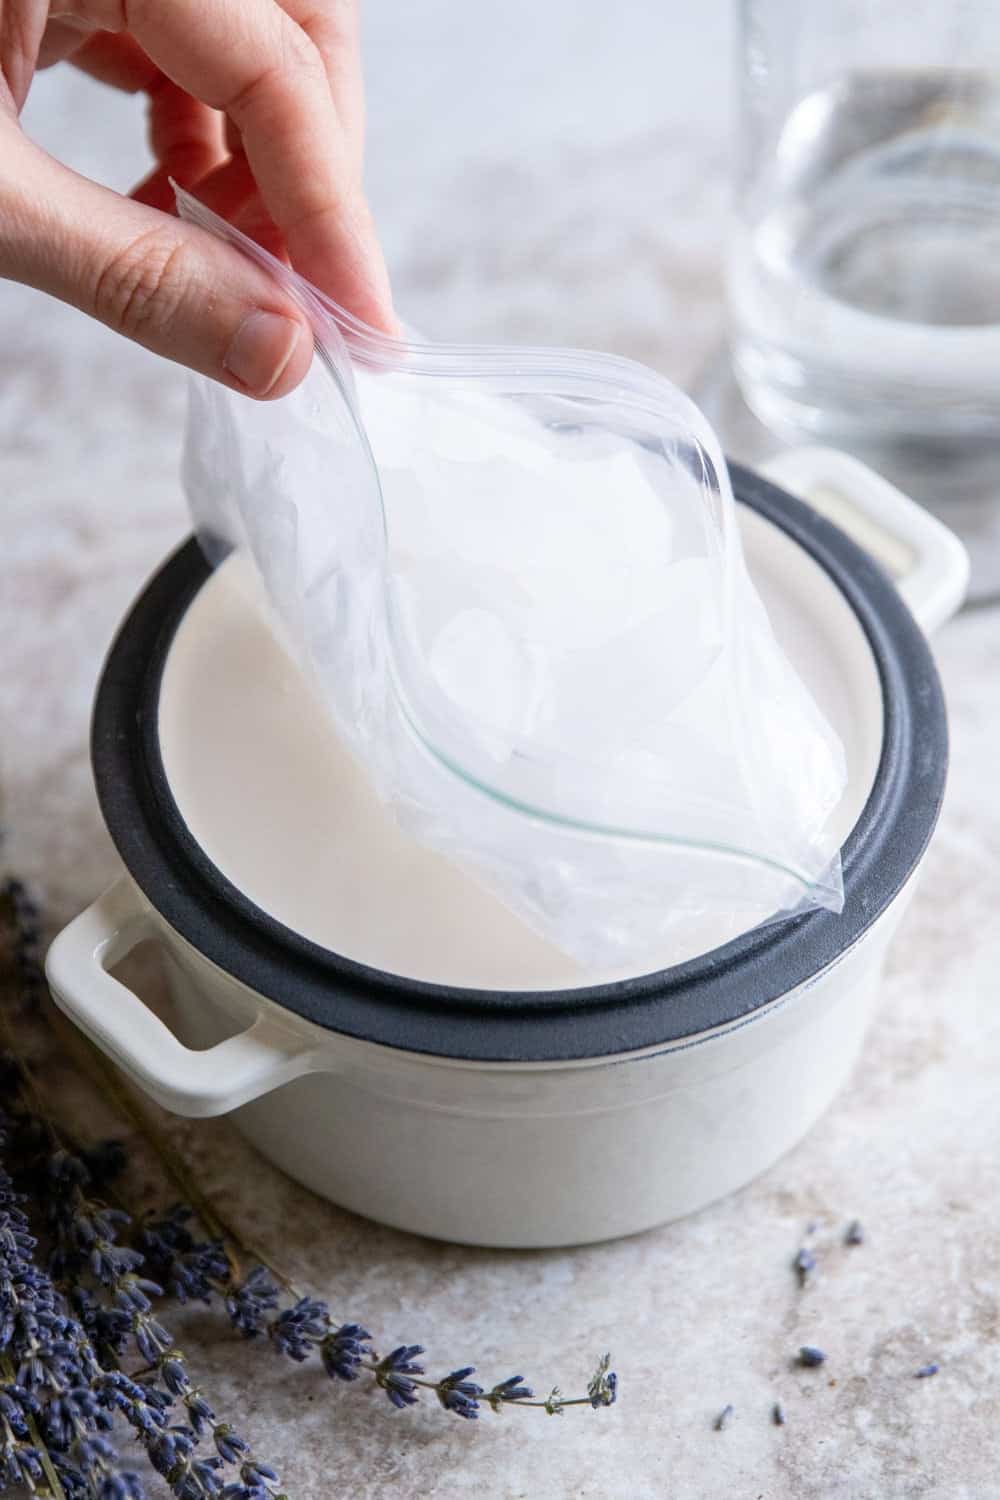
<box><xmin>176</xmin><ymin>187</ymin><xmax>846</xmax><ymax>970</ymax></box>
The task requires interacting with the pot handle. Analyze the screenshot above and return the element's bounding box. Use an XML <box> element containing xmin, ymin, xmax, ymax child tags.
<box><xmin>45</xmin><ymin>877</ymin><xmax>319</xmax><ymax>1119</ymax></box>
<box><xmin>757</xmin><ymin>446</ymin><xmax>969</xmax><ymax>634</ymax></box>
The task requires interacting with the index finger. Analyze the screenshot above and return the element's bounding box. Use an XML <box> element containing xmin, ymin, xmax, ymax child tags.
<box><xmin>120</xmin><ymin>0</ymin><xmax>395</xmax><ymax>330</ymax></box>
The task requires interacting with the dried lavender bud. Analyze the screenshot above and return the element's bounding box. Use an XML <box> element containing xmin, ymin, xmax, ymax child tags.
<box><xmin>793</xmin><ymin>1247</ymin><xmax>817</xmax><ymax>1287</ymax></box>
<box><xmin>798</xmin><ymin>1346</ymin><xmax>827</xmax><ymax>1368</ymax></box>
<box><xmin>587</xmin><ymin>1353</ymin><xmax>617</xmax><ymax>1410</ymax></box>
<box><xmin>915</xmin><ymin>1364</ymin><xmax>939</xmax><ymax>1379</ymax></box>
<box><xmin>74</xmin><ymin>1435</ymin><xmax>145</xmax><ymax>1500</ymax></box>
<box><xmin>269</xmin><ymin>1296</ymin><xmax>330</xmax><ymax>1362</ymax></box>
<box><xmin>225</xmin><ymin>1267</ymin><xmax>280</xmax><ymax>1340</ymax></box>
<box><xmin>320</xmin><ymin>1323</ymin><xmax>372</xmax><ymax>1383</ymax></box>
<box><xmin>72</xmin><ymin>1286</ymin><xmax>133</xmax><ymax>1360</ymax></box>
<box><xmin>43</xmin><ymin>1383</ymin><xmax>114</xmax><ymax>1449</ymax></box>
<box><xmin>772</xmin><ymin>1401</ymin><xmax>786</xmax><ymax>1426</ymax></box>
<box><xmin>435</xmin><ymin>1368</ymin><xmax>484</xmax><ymax>1421</ymax></box>
<box><xmin>213</xmin><ymin>1423</ymin><xmax>250</xmax><ymax>1465</ymax></box>
<box><xmin>845</xmin><ymin>1220</ymin><xmax>865</xmax><ymax>1247</ymax></box>
<box><xmin>375</xmin><ymin>1346</ymin><xmax>426</xmax><ymax>1411</ymax></box>
<box><xmin>97</xmin><ymin>1372</ymin><xmax>169</xmax><ymax>1441</ymax></box>
<box><xmin>138</xmin><ymin>1207</ymin><xmax>230</xmax><ymax>1306</ymax></box>
<box><xmin>148</xmin><ymin>1423</ymin><xmax>222</xmax><ymax>1497</ymax></box>
<box><xmin>486</xmin><ymin>1375</ymin><xmax>534</xmax><ymax>1412</ymax></box>
<box><xmin>0</xmin><ymin>1382</ymin><xmax>40</xmax><ymax>1435</ymax></box>
<box><xmin>131</xmin><ymin>1311</ymin><xmax>173</xmax><ymax>1365</ymax></box>
<box><xmin>714</xmin><ymin>1404</ymin><xmax>735</xmax><ymax>1431</ymax></box>
<box><xmin>223</xmin><ymin>1456</ymin><xmax>283</xmax><ymax>1500</ymax></box>
<box><xmin>1</xmin><ymin>1437</ymin><xmax>45</xmax><ymax>1489</ymax></box>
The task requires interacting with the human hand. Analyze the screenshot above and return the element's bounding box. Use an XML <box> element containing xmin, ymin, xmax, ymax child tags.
<box><xmin>0</xmin><ymin>0</ymin><xmax>396</xmax><ymax>398</ymax></box>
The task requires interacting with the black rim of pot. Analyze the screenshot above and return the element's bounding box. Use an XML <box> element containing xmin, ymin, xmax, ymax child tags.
<box><xmin>91</xmin><ymin>463</ymin><xmax>948</xmax><ymax>1063</ymax></box>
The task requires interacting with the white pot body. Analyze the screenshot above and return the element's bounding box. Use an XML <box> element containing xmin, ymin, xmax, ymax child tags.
<box><xmin>136</xmin><ymin>871</ymin><xmax>910</xmax><ymax>1248</ymax></box>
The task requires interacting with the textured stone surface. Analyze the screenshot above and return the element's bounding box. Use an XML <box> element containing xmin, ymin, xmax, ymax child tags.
<box><xmin>3</xmin><ymin>7</ymin><xmax>1000</xmax><ymax>1496</ymax></box>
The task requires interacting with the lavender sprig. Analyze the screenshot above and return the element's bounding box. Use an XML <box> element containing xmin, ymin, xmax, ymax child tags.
<box><xmin>106</xmin><ymin>1113</ymin><xmax>616</xmax><ymax>1418</ymax></box>
<box><xmin>45</xmin><ymin>1148</ymin><xmax>286</xmax><ymax>1500</ymax></box>
<box><xmin>0</xmin><ymin>1110</ymin><xmax>141</xmax><ymax>1500</ymax></box>
<box><xmin>2</xmin><ymin>877</ymin><xmax>619</xmax><ymax>1431</ymax></box>
<box><xmin>1</xmin><ymin>897</ymin><xmax>287</xmax><ymax>1500</ymax></box>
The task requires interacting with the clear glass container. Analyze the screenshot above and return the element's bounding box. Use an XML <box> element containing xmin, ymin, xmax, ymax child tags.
<box><xmin>728</xmin><ymin>0</ymin><xmax>1000</xmax><ymax>509</ymax></box>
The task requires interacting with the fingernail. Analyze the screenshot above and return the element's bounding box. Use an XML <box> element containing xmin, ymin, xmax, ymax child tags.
<box><xmin>224</xmin><ymin>311</ymin><xmax>301</xmax><ymax>395</ymax></box>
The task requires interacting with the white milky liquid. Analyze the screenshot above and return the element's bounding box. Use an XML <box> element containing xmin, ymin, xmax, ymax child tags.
<box><xmin>157</xmin><ymin>516</ymin><xmax>879</xmax><ymax>992</ymax></box>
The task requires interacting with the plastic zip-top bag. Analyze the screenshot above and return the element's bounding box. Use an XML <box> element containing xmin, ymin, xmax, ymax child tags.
<box><xmin>177</xmin><ymin>188</ymin><xmax>847</xmax><ymax>970</ymax></box>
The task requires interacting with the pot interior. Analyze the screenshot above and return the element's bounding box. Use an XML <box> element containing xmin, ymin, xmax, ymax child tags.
<box><xmin>156</xmin><ymin>501</ymin><xmax>884</xmax><ymax>991</ymax></box>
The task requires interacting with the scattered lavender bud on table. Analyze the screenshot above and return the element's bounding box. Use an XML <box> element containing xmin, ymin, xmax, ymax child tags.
<box><xmin>845</xmin><ymin>1220</ymin><xmax>865</xmax><ymax>1246</ymax></box>
<box><xmin>798</xmin><ymin>1346</ymin><xmax>827</xmax><ymax>1368</ymax></box>
<box><xmin>793</xmin><ymin>1247</ymin><xmax>817</xmax><ymax>1287</ymax></box>
<box><xmin>714</xmin><ymin>1404</ymin><xmax>735</xmax><ymax>1431</ymax></box>
<box><xmin>772</xmin><ymin>1402</ymin><xmax>786</xmax><ymax>1426</ymax></box>
<box><xmin>915</xmin><ymin>1364</ymin><xmax>939</xmax><ymax>1379</ymax></box>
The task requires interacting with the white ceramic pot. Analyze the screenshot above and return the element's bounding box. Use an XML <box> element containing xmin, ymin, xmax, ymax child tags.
<box><xmin>47</xmin><ymin>448</ymin><xmax>968</xmax><ymax>1248</ymax></box>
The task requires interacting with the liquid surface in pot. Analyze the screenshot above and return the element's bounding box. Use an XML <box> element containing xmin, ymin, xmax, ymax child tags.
<box><xmin>157</xmin><ymin>509</ymin><xmax>882</xmax><ymax>989</ymax></box>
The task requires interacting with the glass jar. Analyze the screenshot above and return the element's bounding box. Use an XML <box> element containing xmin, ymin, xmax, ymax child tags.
<box><xmin>727</xmin><ymin>0</ymin><xmax>1000</xmax><ymax>505</ymax></box>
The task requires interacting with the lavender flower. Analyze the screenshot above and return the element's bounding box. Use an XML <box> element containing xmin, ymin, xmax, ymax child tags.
<box><xmin>148</xmin><ymin>1424</ymin><xmax>223</xmax><ymax>1498</ymax></box>
<box><xmin>71</xmin><ymin>1285</ymin><xmax>133</xmax><ymax>1361</ymax></box>
<box><xmin>485</xmin><ymin>1375</ymin><xmax>534</xmax><ymax>1412</ymax></box>
<box><xmin>320</xmin><ymin>1323</ymin><xmax>372</xmax><ymax>1382</ymax></box>
<box><xmin>42</xmin><ymin>1141</ymin><xmax>286</xmax><ymax>1500</ymax></box>
<box><xmin>793</xmin><ymin>1247</ymin><xmax>817</xmax><ymax>1287</ymax></box>
<box><xmin>1</xmin><ymin>1115</ymin><xmax>147</xmax><ymax>1500</ymax></box>
<box><xmin>43</xmin><ymin>1381</ymin><xmax>114</xmax><ymax>1448</ymax></box>
<box><xmin>138</xmin><ymin>1208</ymin><xmax>230</xmax><ymax>1306</ymax></box>
<box><xmin>587</xmin><ymin>1354</ymin><xmax>617</xmax><ymax>1409</ymax></box>
<box><xmin>98</xmin><ymin>1371</ymin><xmax>170</xmax><ymax>1441</ymax></box>
<box><xmin>74</xmin><ymin>1434</ymin><xmax>145</xmax><ymax>1499</ymax></box>
<box><xmin>1</xmin><ymin>1432</ymin><xmax>45</xmax><ymax>1489</ymax></box>
<box><xmin>0</xmin><ymin>1380</ymin><xmax>44</xmax><ymax>1488</ymax></box>
<box><xmin>225</xmin><ymin>1268</ymin><xmax>280</xmax><ymax>1340</ymax></box>
<box><xmin>435</xmin><ymin>1368</ymin><xmax>484</xmax><ymax>1420</ymax></box>
<box><xmin>714</xmin><ymin>1403</ymin><xmax>735</xmax><ymax>1431</ymax></box>
<box><xmin>220</xmin><ymin>1457</ymin><xmax>284</xmax><ymax>1500</ymax></box>
<box><xmin>375</xmin><ymin>1346</ymin><xmax>426</xmax><ymax>1410</ymax></box>
<box><xmin>268</xmin><ymin>1297</ymin><xmax>329</xmax><ymax>1362</ymax></box>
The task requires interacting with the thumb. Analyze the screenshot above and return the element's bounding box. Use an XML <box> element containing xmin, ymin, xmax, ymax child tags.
<box><xmin>0</xmin><ymin>132</ymin><xmax>313</xmax><ymax>399</ymax></box>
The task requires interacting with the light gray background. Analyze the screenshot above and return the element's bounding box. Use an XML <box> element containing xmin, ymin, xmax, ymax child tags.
<box><xmin>3</xmin><ymin>5</ymin><xmax>999</xmax><ymax>1496</ymax></box>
